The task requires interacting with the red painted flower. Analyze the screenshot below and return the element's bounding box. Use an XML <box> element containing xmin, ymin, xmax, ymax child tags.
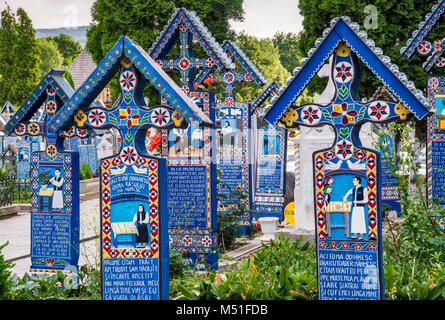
<box><xmin>178</xmin><ymin>58</ymin><xmax>190</xmax><ymax>71</ymax></box>
<box><xmin>120</xmin><ymin>146</ymin><xmax>137</xmax><ymax>165</ymax></box>
<box><xmin>301</xmin><ymin>105</ymin><xmax>321</xmax><ymax>125</ymax></box>
<box><xmin>202</xmin><ymin>236</ymin><xmax>212</xmax><ymax>247</ymax></box>
<box><xmin>150</xmin><ymin>107</ymin><xmax>170</xmax><ymax>126</ymax></box>
<box><xmin>14</xmin><ymin>123</ymin><xmax>26</xmax><ymax>135</ymax></box>
<box><xmin>119</xmin><ymin>106</ymin><xmax>141</xmax><ymax>129</ymax></box>
<box><xmin>88</xmin><ymin>109</ymin><xmax>106</xmax><ymax>126</ymax></box>
<box><xmin>336</xmin><ymin>139</ymin><xmax>353</xmax><ymax>160</ymax></box>
<box><xmin>335</xmin><ymin>61</ymin><xmax>353</xmax><ymax>83</ymax></box>
<box><xmin>119</xmin><ymin>71</ymin><xmax>136</xmax><ymax>91</ymax></box>
<box><xmin>182</xmin><ymin>235</ymin><xmax>192</xmax><ymax>246</ymax></box>
<box><xmin>223</xmin><ymin>72</ymin><xmax>235</xmax><ymax>84</ymax></box>
<box><xmin>368</xmin><ymin>101</ymin><xmax>389</xmax><ymax>121</ymax></box>
<box><xmin>331</xmin><ymin>102</ymin><xmax>357</xmax><ymax>125</ymax></box>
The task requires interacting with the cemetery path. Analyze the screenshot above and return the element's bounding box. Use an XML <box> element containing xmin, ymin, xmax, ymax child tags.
<box><xmin>0</xmin><ymin>198</ymin><xmax>101</xmax><ymax>277</ymax></box>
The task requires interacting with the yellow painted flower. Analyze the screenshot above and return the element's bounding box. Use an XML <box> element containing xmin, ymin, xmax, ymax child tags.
<box><xmin>394</xmin><ymin>102</ymin><xmax>410</xmax><ymax>120</ymax></box>
<box><xmin>281</xmin><ymin>107</ymin><xmax>298</xmax><ymax>127</ymax></box>
<box><xmin>336</xmin><ymin>42</ymin><xmax>351</xmax><ymax>57</ymax></box>
<box><xmin>27</xmin><ymin>122</ymin><xmax>40</xmax><ymax>135</ymax></box>
<box><xmin>64</xmin><ymin>126</ymin><xmax>75</xmax><ymax>137</ymax></box>
<box><xmin>46</xmin><ymin>144</ymin><xmax>57</xmax><ymax>157</ymax></box>
<box><xmin>120</xmin><ymin>56</ymin><xmax>132</xmax><ymax>67</ymax></box>
<box><xmin>172</xmin><ymin>110</ymin><xmax>184</xmax><ymax>126</ymax></box>
<box><xmin>74</xmin><ymin>109</ymin><xmax>87</xmax><ymax>127</ymax></box>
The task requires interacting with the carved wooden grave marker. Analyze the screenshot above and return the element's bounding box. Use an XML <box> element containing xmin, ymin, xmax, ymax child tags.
<box><xmin>149</xmin><ymin>8</ymin><xmax>235</xmax><ymax>268</ymax></box>
<box><xmin>401</xmin><ymin>0</ymin><xmax>445</xmax><ymax>228</ymax></box>
<box><xmin>263</xmin><ymin>17</ymin><xmax>432</xmax><ymax>300</ymax></box>
<box><xmin>3</xmin><ymin>69</ymin><xmax>87</xmax><ymax>280</ymax></box>
<box><xmin>427</xmin><ymin>76</ymin><xmax>445</xmax><ymax>229</ymax></box>
<box><xmin>196</xmin><ymin>40</ymin><xmax>267</xmax><ymax>233</ymax></box>
<box><xmin>251</xmin><ymin>82</ymin><xmax>288</xmax><ymax>221</ymax></box>
<box><xmin>49</xmin><ymin>36</ymin><xmax>211</xmax><ymax>299</ymax></box>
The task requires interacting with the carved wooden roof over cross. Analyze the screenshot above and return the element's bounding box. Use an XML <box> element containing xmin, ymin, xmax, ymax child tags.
<box><xmin>264</xmin><ymin>16</ymin><xmax>432</xmax><ymax>127</ymax></box>
<box><xmin>2</xmin><ymin>69</ymin><xmax>90</xmax><ymax>146</ymax></box>
<box><xmin>148</xmin><ymin>8</ymin><xmax>235</xmax><ymax>93</ymax></box>
<box><xmin>196</xmin><ymin>39</ymin><xmax>267</xmax><ymax>107</ymax></box>
<box><xmin>400</xmin><ymin>0</ymin><xmax>445</xmax><ymax>71</ymax></box>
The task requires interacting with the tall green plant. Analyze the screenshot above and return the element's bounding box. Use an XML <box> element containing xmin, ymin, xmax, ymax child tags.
<box><xmin>376</xmin><ymin>122</ymin><xmax>445</xmax><ymax>299</ymax></box>
<box><xmin>0</xmin><ymin>242</ymin><xmax>14</xmax><ymax>299</ymax></box>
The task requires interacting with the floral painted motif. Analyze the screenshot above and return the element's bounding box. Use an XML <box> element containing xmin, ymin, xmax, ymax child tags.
<box><xmin>150</xmin><ymin>107</ymin><xmax>170</xmax><ymax>126</ymax></box>
<box><xmin>334</xmin><ymin>61</ymin><xmax>353</xmax><ymax>83</ymax></box>
<box><xmin>119</xmin><ymin>71</ymin><xmax>136</xmax><ymax>91</ymax></box>
<box><xmin>368</xmin><ymin>101</ymin><xmax>389</xmax><ymax>121</ymax></box>
<box><xmin>332</xmin><ymin>102</ymin><xmax>357</xmax><ymax>125</ymax></box>
<box><xmin>46</xmin><ymin>144</ymin><xmax>57</xmax><ymax>157</ymax></box>
<box><xmin>120</xmin><ymin>146</ymin><xmax>138</xmax><ymax>165</ymax></box>
<box><xmin>182</xmin><ymin>235</ymin><xmax>192</xmax><ymax>246</ymax></box>
<box><xmin>14</xmin><ymin>123</ymin><xmax>26</xmax><ymax>135</ymax></box>
<box><xmin>88</xmin><ymin>109</ymin><xmax>107</xmax><ymax>126</ymax></box>
<box><xmin>417</xmin><ymin>41</ymin><xmax>432</xmax><ymax>55</ymax></box>
<box><xmin>119</xmin><ymin>107</ymin><xmax>141</xmax><ymax>129</ymax></box>
<box><xmin>178</xmin><ymin>57</ymin><xmax>190</xmax><ymax>71</ymax></box>
<box><xmin>301</xmin><ymin>105</ymin><xmax>321</xmax><ymax>125</ymax></box>
<box><xmin>224</xmin><ymin>96</ymin><xmax>234</xmax><ymax>106</ymax></box>
<box><xmin>46</xmin><ymin>100</ymin><xmax>57</xmax><ymax>113</ymax></box>
<box><xmin>28</xmin><ymin>122</ymin><xmax>40</xmax><ymax>135</ymax></box>
<box><xmin>335</xmin><ymin>139</ymin><xmax>353</xmax><ymax>160</ymax></box>
<box><xmin>202</xmin><ymin>236</ymin><xmax>212</xmax><ymax>247</ymax></box>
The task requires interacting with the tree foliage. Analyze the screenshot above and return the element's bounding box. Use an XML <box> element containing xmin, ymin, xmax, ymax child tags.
<box><xmin>37</xmin><ymin>38</ymin><xmax>64</xmax><ymax>77</ymax></box>
<box><xmin>86</xmin><ymin>0</ymin><xmax>244</xmax><ymax>63</ymax></box>
<box><xmin>231</xmin><ymin>33</ymin><xmax>290</xmax><ymax>102</ymax></box>
<box><xmin>272</xmin><ymin>32</ymin><xmax>302</xmax><ymax>74</ymax></box>
<box><xmin>48</xmin><ymin>34</ymin><xmax>82</xmax><ymax>67</ymax></box>
<box><xmin>0</xmin><ymin>5</ymin><xmax>40</xmax><ymax>106</ymax></box>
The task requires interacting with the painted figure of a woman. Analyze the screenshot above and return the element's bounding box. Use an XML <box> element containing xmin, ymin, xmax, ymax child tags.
<box><xmin>133</xmin><ymin>204</ymin><xmax>149</xmax><ymax>247</ymax></box>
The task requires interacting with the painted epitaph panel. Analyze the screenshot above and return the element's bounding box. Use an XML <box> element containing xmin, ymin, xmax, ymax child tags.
<box><xmin>162</xmin><ymin>91</ymin><xmax>218</xmax><ymax>270</ymax></box>
<box><xmin>216</xmin><ymin>101</ymin><xmax>252</xmax><ymax>228</ymax></box>
<box><xmin>379</xmin><ymin>134</ymin><xmax>401</xmax><ymax>213</ymax></box>
<box><xmin>29</xmin><ymin>149</ymin><xmax>80</xmax><ymax>275</ymax></box>
<box><xmin>254</xmin><ymin>125</ymin><xmax>287</xmax><ymax>220</ymax></box>
<box><xmin>101</xmin><ymin>154</ymin><xmax>168</xmax><ymax>300</ymax></box>
<box><xmin>427</xmin><ymin>76</ymin><xmax>445</xmax><ymax>229</ymax></box>
<box><xmin>315</xmin><ymin>149</ymin><xmax>383</xmax><ymax>300</ymax></box>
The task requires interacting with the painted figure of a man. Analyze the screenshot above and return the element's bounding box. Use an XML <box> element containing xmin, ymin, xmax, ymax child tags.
<box><xmin>343</xmin><ymin>176</ymin><xmax>368</xmax><ymax>240</ymax></box>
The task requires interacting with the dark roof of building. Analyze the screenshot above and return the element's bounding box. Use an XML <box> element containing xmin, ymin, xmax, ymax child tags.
<box><xmin>69</xmin><ymin>49</ymin><xmax>98</xmax><ymax>90</ymax></box>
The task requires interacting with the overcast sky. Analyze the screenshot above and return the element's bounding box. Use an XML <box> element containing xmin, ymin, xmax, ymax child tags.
<box><xmin>0</xmin><ymin>0</ymin><xmax>303</xmax><ymax>37</ymax></box>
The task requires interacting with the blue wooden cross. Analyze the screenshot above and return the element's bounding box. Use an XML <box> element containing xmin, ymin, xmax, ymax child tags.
<box><xmin>197</xmin><ymin>40</ymin><xmax>267</xmax><ymax>106</ymax></box>
<box><xmin>264</xmin><ymin>17</ymin><xmax>432</xmax><ymax>300</ymax></box>
<box><xmin>149</xmin><ymin>8</ymin><xmax>235</xmax><ymax>94</ymax></box>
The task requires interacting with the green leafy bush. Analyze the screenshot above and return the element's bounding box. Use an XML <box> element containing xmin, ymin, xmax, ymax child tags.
<box><xmin>0</xmin><ymin>242</ymin><xmax>14</xmax><ymax>299</ymax></box>
<box><xmin>174</xmin><ymin>234</ymin><xmax>317</xmax><ymax>300</ymax></box>
<box><xmin>169</xmin><ymin>249</ymin><xmax>191</xmax><ymax>279</ymax></box>
<box><xmin>376</xmin><ymin>122</ymin><xmax>445</xmax><ymax>300</ymax></box>
<box><xmin>79</xmin><ymin>163</ymin><xmax>92</xmax><ymax>180</ymax></box>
